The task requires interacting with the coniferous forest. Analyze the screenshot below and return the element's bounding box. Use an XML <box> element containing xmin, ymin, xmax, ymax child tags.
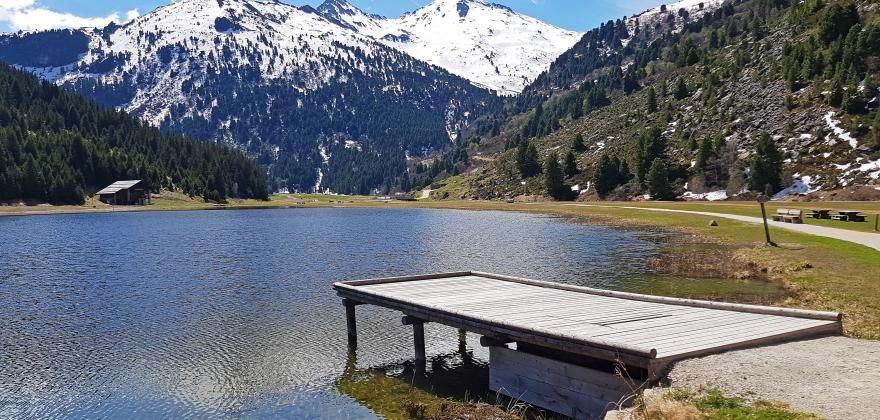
<box><xmin>0</xmin><ymin>64</ymin><xmax>268</xmax><ymax>204</ymax></box>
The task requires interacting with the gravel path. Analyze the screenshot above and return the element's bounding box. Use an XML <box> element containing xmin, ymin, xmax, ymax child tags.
<box><xmin>666</xmin><ymin>336</ymin><xmax>880</xmax><ymax>419</ymax></box>
<box><xmin>568</xmin><ymin>204</ymin><xmax>880</xmax><ymax>251</ymax></box>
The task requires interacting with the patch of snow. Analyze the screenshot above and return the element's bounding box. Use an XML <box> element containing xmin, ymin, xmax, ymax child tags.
<box><xmin>824</xmin><ymin>111</ymin><xmax>859</xmax><ymax>149</ymax></box>
<box><xmin>705</xmin><ymin>190</ymin><xmax>728</xmax><ymax>201</ymax></box>
<box><xmin>772</xmin><ymin>176</ymin><xmax>820</xmax><ymax>200</ymax></box>
<box><xmin>680</xmin><ymin>190</ymin><xmax>728</xmax><ymax>201</ymax></box>
<box><xmin>857</xmin><ymin>158</ymin><xmax>880</xmax><ymax>180</ymax></box>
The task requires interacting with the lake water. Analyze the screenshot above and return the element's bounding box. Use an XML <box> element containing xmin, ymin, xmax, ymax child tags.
<box><xmin>0</xmin><ymin>208</ymin><xmax>666</xmax><ymax>418</ymax></box>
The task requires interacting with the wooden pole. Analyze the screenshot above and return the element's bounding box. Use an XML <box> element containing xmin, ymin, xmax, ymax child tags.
<box><xmin>758</xmin><ymin>196</ymin><xmax>774</xmax><ymax>246</ymax></box>
<box><xmin>875</xmin><ymin>214</ymin><xmax>879</xmax><ymax>232</ymax></box>
<box><xmin>413</xmin><ymin>322</ymin><xmax>426</xmax><ymax>363</ymax></box>
<box><xmin>458</xmin><ymin>328</ymin><xmax>467</xmax><ymax>350</ymax></box>
<box><xmin>343</xmin><ymin>299</ymin><xmax>358</xmax><ymax>349</ymax></box>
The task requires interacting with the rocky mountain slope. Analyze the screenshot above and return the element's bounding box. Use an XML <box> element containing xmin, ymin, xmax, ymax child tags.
<box><xmin>424</xmin><ymin>0</ymin><xmax>880</xmax><ymax>201</ymax></box>
<box><xmin>318</xmin><ymin>0</ymin><xmax>582</xmax><ymax>95</ymax></box>
<box><xmin>0</xmin><ymin>0</ymin><xmax>501</xmax><ymax>194</ymax></box>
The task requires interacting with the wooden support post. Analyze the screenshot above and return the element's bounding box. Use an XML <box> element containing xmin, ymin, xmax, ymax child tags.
<box><xmin>343</xmin><ymin>299</ymin><xmax>359</xmax><ymax>349</ymax></box>
<box><xmin>401</xmin><ymin>315</ymin><xmax>428</xmax><ymax>362</ymax></box>
<box><xmin>458</xmin><ymin>329</ymin><xmax>467</xmax><ymax>348</ymax></box>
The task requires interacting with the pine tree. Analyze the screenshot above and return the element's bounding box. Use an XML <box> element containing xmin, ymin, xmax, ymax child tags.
<box><xmin>674</xmin><ymin>78</ymin><xmax>689</xmax><ymax>100</ymax></box>
<box><xmin>516</xmin><ymin>140</ymin><xmax>541</xmax><ymax>178</ymax></box>
<box><xmin>572</xmin><ymin>134</ymin><xmax>586</xmax><ymax>152</ymax></box>
<box><xmin>563</xmin><ymin>151</ymin><xmax>578</xmax><ymax>177</ymax></box>
<box><xmin>828</xmin><ymin>71</ymin><xmax>844</xmax><ymax>107</ymax></box>
<box><xmin>748</xmin><ymin>133</ymin><xmax>783</xmax><ymax>194</ymax></box>
<box><xmin>647</xmin><ymin>158</ymin><xmax>673</xmax><ymax>200</ymax></box>
<box><xmin>594</xmin><ymin>154</ymin><xmax>616</xmax><ymax>197</ymax></box>
<box><xmin>646</xmin><ymin>87</ymin><xmax>658</xmax><ymax>114</ymax></box>
<box><xmin>635</xmin><ymin>127</ymin><xmax>666</xmax><ymax>185</ymax></box>
<box><xmin>695</xmin><ymin>137</ymin><xmax>713</xmax><ymax>174</ymax></box>
<box><xmin>543</xmin><ymin>152</ymin><xmax>570</xmax><ymax>200</ymax></box>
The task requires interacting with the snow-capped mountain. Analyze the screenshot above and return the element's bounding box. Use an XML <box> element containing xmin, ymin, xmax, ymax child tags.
<box><xmin>0</xmin><ymin>0</ymin><xmax>501</xmax><ymax>194</ymax></box>
<box><xmin>317</xmin><ymin>0</ymin><xmax>583</xmax><ymax>95</ymax></box>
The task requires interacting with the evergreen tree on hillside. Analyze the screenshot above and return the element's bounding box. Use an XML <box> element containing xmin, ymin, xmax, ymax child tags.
<box><xmin>748</xmin><ymin>133</ymin><xmax>783</xmax><ymax>194</ymax></box>
<box><xmin>563</xmin><ymin>151</ymin><xmax>579</xmax><ymax>177</ymax></box>
<box><xmin>543</xmin><ymin>152</ymin><xmax>571</xmax><ymax>200</ymax></box>
<box><xmin>635</xmin><ymin>127</ymin><xmax>666</xmax><ymax>184</ymax></box>
<box><xmin>646</xmin><ymin>87</ymin><xmax>658</xmax><ymax>114</ymax></box>
<box><xmin>674</xmin><ymin>78</ymin><xmax>689</xmax><ymax>100</ymax></box>
<box><xmin>516</xmin><ymin>140</ymin><xmax>541</xmax><ymax>178</ymax></box>
<box><xmin>818</xmin><ymin>3</ymin><xmax>859</xmax><ymax>43</ymax></box>
<box><xmin>647</xmin><ymin>158</ymin><xmax>673</xmax><ymax>200</ymax></box>
<box><xmin>594</xmin><ymin>155</ymin><xmax>617</xmax><ymax>197</ymax></box>
<box><xmin>572</xmin><ymin>134</ymin><xmax>586</xmax><ymax>152</ymax></box>
<box><xmin>695</xmin><ymin>137</ymin><xmax>713</xmax><ymax>174</ymax></box>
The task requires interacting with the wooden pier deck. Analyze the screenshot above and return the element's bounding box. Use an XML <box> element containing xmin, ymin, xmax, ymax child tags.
<box><xmin>334</xmin><ymin>271</ymin><xmax>840</xmax><ymax>369</ymax></box>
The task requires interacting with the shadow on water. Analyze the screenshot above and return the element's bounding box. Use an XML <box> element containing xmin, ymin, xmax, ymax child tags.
<box><xmin>337</xmin><ymin>344</ymin><xmax>491</xmax><ymax>419</ymax></box>
<box><xmin>337</xmin><ymin>343</ymin><xmax>569</xmax><ymax>420</ymax></box>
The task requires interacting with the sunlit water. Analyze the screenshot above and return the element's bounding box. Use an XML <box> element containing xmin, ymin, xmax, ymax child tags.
<box><xmin>0</xmin><ymin>208</ymin><xmax>667</xmax><ymax>418</ymax></box>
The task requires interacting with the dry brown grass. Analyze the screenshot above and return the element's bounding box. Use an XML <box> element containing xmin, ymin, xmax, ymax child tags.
<box><xmin>636</xmin><ymin>398</ymin><xmax>704</xmax><ymax>420</ymax></box>
<box><xmin>402</xmin><ymin>399</ymin><xmax>526</xmax><ymax>420</ymax></box>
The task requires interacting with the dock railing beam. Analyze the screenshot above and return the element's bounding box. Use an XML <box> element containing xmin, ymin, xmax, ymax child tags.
<box><xmin>343</xmin><ymin>299</ymin><xmax>360</xmax><ymax>349</ymax></box>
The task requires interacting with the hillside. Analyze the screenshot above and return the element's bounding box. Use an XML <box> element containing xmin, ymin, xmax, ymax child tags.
<box><xmin>422</xmin><ymin>0</ymin><xmax>880</xmax><ymax>202</ymax></box>
<box><xmin>0</xmin><ymin>63</ymin><xmax>267</xmax><ymax>204</ymax></box>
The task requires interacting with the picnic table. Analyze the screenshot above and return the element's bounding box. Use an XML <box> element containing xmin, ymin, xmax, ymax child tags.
<box><xmin>831</xmin><ymin>210</ymin><xmax>866</xmax><ymax>222</ymax></box>
<box><xmin>805</xmin><ymin>209</ymin><xmax>831</xmax><ymax>219</ymax></box>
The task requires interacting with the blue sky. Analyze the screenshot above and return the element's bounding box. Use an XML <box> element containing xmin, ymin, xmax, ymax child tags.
<box><xmin>0</xmin><ymin>1</ymin><xmax>664</xmax><ymax>33</ymax></box>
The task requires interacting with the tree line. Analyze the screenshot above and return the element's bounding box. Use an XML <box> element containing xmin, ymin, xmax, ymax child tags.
<box><xmin>0</xmin><ymin>63</ymin><xmax>268</xmax><ymax>204</ymax></box>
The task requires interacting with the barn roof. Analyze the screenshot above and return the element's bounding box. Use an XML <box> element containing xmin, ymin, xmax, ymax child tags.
<box><xmin>96</xmin><ymin>180</ymin><xmax>143</xmax><ymax>195</ymax></box>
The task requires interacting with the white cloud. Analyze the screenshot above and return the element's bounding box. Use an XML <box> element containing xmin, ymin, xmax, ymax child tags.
<box><xmin>0</xmin><ymin>1</ymin><xmax>138</xmax><ymax>32</ymax></box>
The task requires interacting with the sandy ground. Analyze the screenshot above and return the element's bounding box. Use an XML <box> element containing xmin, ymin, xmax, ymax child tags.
<box><xmin>569</xmin><ymin>204</ymin><xmax>880</xmax><ymax>251</ymax></box>
<box><xmin>666</xmin><ymin>336</ymin><xmax>880</xmax><ymax>420</ymax></box>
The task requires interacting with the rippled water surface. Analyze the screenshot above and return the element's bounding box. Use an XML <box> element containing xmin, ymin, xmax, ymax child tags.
<box><xmin>0</xmin><ymin>208</ymin><xmax>664</xmax><ymax>418</ymax></box>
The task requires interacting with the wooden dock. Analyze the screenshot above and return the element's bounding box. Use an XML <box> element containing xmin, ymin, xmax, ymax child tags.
<box><xmin>334</xmin><ymin>272</ymin><xmax>841</xmax><ymax>418</ymax></box>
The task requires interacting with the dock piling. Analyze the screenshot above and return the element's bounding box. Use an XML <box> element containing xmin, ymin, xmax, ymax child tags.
<box><xmin>402</xmin><ymin>316</ymin><xmax>427</xmax><ymax>363</ymax></box>
<box><xmin>343</xmin><ymin>299</ymin><xmax>359</xmax><ymax>348</ymax></box>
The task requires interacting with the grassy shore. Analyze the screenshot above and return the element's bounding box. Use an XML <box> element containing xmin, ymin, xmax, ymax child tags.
<box><xmin>3</xmin><ymin>193</ymin><xmax>879</xmax><ymax>338</ymax></box>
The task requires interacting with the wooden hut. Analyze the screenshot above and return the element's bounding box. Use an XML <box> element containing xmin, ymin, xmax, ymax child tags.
<box><xmin>95</xmin><ymin>180</ymin><xmax>149</xmax><ymax>205</ymax></box>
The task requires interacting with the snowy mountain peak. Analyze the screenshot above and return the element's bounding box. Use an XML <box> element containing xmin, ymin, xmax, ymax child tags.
<box><xmin>317</xmin><ymin>0</ymin><xmax>372</xmax><ymax>18</ymax></box>
<box><xmin>319</xmin><ymin>0</ymin><xmax>582</xmax><ymax>94</ymax></box>
<box><xmin>316</xmin><ymin>0</ymin><xmax>384</xmax><ymax>31</ymax></box>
